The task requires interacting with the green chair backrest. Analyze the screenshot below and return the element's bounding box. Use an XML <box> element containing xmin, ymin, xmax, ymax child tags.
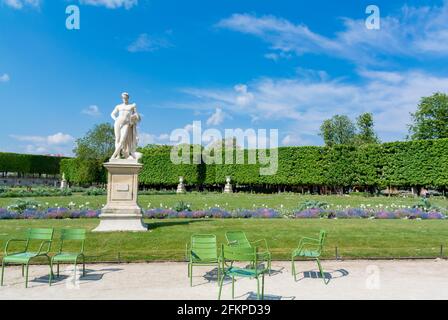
<box><xmin>59</xmin><ymin>229</ymin><xmax>86</xmax><ymax>253</ymax></box>
<box><xmin>190</xmin><ymin>234</ymin><xmax>218</xmax><ymax>262</ymax></box>
<box><xmin>26</xmin><ymin>228</ymin><xmax>54</xmax><ymax>241</ymax></box>
<box><xmin>61</xmin><ymin>228</ymin><xmax>86</xmax><ymax>241</ymax></box>
<box><xmin>225</xmin><ymin>231</ymin><xmax>251</xmax><ymax>248</ymax></box>
<box><xmin>318</xmin><ymin>230</ymin><xmax>327</xmax><ymax>253</ymax></box>
<box><xmin>221</xmin><ymin>244</ymin><xmax>257</xmax><ymax>264</ymax></box>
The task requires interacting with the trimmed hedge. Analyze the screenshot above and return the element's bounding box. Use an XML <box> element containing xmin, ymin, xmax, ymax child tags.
<box><xmin>59</xmin><ymin>138</ymin><xmax>448</xmax><ymax>190</ymax></box>
<box><xmin>60</xmin><ymin>158</ymin><xmax>106</xmax><ymax>185</ymax></box>
<box><xmin>0</xmin><ymin>152</ymin><xmax>63</xmax><ymax>175</ymax></box>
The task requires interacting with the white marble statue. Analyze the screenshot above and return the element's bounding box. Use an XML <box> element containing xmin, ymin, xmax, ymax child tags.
<box><xmin>110</xmin><ymin>92</ymin><xmax>142</xmax><ymax>161</ymax></box>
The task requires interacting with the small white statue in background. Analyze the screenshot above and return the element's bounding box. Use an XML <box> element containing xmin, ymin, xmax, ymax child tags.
<box><xmin>110</xmin><ymin>92</ymin><xmax>142</xmax><ymax>161</ymax></box>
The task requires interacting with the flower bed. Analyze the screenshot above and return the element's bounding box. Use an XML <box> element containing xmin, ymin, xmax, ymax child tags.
<box><xmin>0</xmin><ymin>206</ymin><xmax>445</xmax><ymax>220</ymax></box>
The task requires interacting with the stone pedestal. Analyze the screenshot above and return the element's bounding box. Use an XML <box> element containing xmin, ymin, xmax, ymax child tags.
<box><xmin>176</xmin><ymin>176</ymin><xmax>186</xmax><ymax>194</ymax></box>
<box><xmin>93</xmin><ymin>160</ymin><xmax>147</xmax><ymax>232</ymax></box>
<box><xmin>60</xmin><ymin>179</ymin><xmax>68</xmax><ymax>190</ymax></box>
<box><xmin>223</xmin><ymin>176</ymin><xmax>233</xmax><ymax>193</ymax></box>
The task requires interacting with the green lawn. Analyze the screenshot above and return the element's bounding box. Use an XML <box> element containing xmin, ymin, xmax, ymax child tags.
<box><xmin>1</xmin><ymin>193</ymin><xmax>447</xmax><ymax>212</ymax></box>
<box><xmin>0</xmin><ymin>218</ymin><xmax>447</xmax><ymax>262</ymax></box>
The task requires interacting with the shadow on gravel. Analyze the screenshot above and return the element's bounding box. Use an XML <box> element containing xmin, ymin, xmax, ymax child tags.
<box><xmin>244</xmin><ymin>292</ymin><xmax>295</xmax><ymax>300</ymax></box>
<box><xmin>34</xmin><ymin>267</ymin><xmax>123</xmax><ymax>286</ymax></box>
<box><xmin>295</xmin><ymin>268</ymin><xmax>349</xmax><ymax>283</ymax></box>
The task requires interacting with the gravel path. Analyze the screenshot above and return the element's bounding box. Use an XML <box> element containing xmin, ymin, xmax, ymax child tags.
<box><xmin>1</xmin><ymin>259</ymin><xmax>447</xmax><ymax>300</ymax></box>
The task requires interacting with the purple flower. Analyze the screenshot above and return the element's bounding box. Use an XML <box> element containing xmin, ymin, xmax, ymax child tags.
<box><xmin>374</xmin><ymin>210</ymin><xmax>397</xmax><ymax>219</ymax></box>
<box><xmin>144</xmin><ymin>208</ymin><xmax>176</xmax><ymax>219</ymax></box>
<box><xmin>294</xmin><ymin>208</ymin><xmax>322</xmax><ymax>219</ymax></box>
<box><xmin>251</xmin><ymin>208</ymin><xmax>281</xmax><ymax>218</ymax></box>
<box><xmin>207</xmin><ymin>208</ymin><xmax>231</xmax><ymax>218</ymax></box>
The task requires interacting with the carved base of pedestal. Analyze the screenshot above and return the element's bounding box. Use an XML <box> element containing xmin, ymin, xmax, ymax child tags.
<box><xmin>93</xmin><ymin>160</ymin><xmax>147</xmax><ymax>232</ymax></box>
<box><xmin>93</xmin><ymin>210</ymin><xmax>147</xmax><ymax>232</ymax></box>
<box><xmin>176</xmin><ymin>184</ymin><xmax>186</xmax><ymax>194</ymax></box>
<box><xmin>223</xmin><ymin>184</ymin><xmax>233</xmax><ymax>193</ymax></box>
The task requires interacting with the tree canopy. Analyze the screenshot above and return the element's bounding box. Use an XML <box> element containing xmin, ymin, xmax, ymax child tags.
<box><xmin>408</xmin><ymin>92</ymin><xmax>448</xmax><ymax>140</ymax></box>
<box><xmin>73</xmin><ymin>123</ymin><xmax>115</xmax><ymax>161</ymax></box>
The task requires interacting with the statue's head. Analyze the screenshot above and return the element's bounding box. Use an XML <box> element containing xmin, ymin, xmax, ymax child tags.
<box><xmin>121</xmin><ymin>92</ymin><xmax>129</xmax><ymax>103</ymax></box>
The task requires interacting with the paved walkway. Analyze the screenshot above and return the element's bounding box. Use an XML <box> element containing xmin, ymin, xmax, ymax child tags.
<box><xmin>1</xmin><ymin>259</ymin><xmax>447</xmax><ymax>299</ymax></box>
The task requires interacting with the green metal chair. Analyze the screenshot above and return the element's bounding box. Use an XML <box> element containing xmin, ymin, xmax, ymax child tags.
<box><xmin>218</xmin><ymin>244</ymin><xmax>267</xmax><ymax>300</ymax></box>
<box><xmin>291</xmin><ymin>230</ymin><xmax>327</xmax><ymax>284</ymax></box>
<box><xmin>49</xmin><ymin>228</ymin><xmax>86</xmax><ymax>286</ymax></box>
<box><xmin>225</xmin><ymin>231</ymin><xmax>271</xmax><ymax>274</ymax></box>
<box><xmin>1</xmin><ymin>228</ymin><xmax>54</xmax><ymax>288</ymax></box>
<box><xmin>186</xmin><ymin>234</ymin><xmax>220</xmax><ymax>287</ymax></box>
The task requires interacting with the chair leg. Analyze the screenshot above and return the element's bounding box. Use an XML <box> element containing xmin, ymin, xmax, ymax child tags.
<box><xmin>316</xmin><ymin>258</ymin><xmax>327</xmax><ymax>284</ymax></box>
<box><xmin>256</xmin><ymin>277</ymin><xmax>260</xmax><ymax>300</ymax></box>
<box><xmin>231</xmin><ymin>276</ymin><xmax>235</xmax><ymax>299</ymax></box>
<box><xmin>217</xmin><ymin>264</ymin><xmax>220</xmax><ymax>286</ymax></box>
<box><xmin>1</xmin><ymin>260</ymin><xmax>5</xmax><ymax>286</ymax></box>
<box><xmin>291</xmin><ymin>256</ymin><xmax>296</xmax><ymax>279</ymax></box>
<box><xmin>189</xmin><ymin>264</ymin><xmax>193</xmax><ymax>287</ymax></box>
<box><xmin>74</xmin><ymin>259</ymin><xmax>78</xmax><ymax>285</ymax></box>
<box><xmin>82</xmin><ymin>255</ymin><xmax>86</xmax><ymax>277</ymax></box>
<box><xmin>268</xmin><ymin>256</ymin><xmax>272</xmax><ymax>276</ymax></box>
<box><xmin>21</xmin><ymin>264</ymin><xmax>24</xmax><ymax>277</ymax></box>
<box><xmin>49</xmin><ymin>259</ymin><xmax>54</xmax><ymax>286</ymax></box>
<box><xmin>57</xmin><ymin>263</ymin><xmax>60</xmax><ymax>277</ymax></box>
<box><xmin>262</xmin><ymin>273</ymin><xmax>265</xmax><ymax>299</ymax></box>
<box><xmin>217</xmin><ymin>272</ymin><xmax>224</xmax><ymax>300</ymax></box>
<box><xmin>25</xmin><ymin>263</ymin><xmax>29</xmax><ymax>288</ymax></box>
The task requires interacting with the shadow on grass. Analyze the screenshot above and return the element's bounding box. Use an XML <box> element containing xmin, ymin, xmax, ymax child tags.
<box><xmin>146</xmin><ymin>219</ymin><xmax>211</xmax><ymax>230</ymax></box>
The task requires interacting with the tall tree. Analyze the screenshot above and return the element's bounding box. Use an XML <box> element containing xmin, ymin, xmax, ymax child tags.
<box><xmin>356</xmin><ymin>112</ymin><xmax>379</xmax><ymax>145</ymax></box>
<box><xmin>409</xmin><ymin>92</ymin><xmax>448</xmax><ymax>140</ymax></box>
<box><xmin>73</xmin><ymin>123</ymin><xmax>115</xmax><ymax>161</ymax></box>
<box><xmin>319</xmin><ymin>115</ymin><xmax>356</xmax><ymax>146</ymax></box>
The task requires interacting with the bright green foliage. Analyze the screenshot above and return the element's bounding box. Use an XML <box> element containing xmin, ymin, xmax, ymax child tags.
<box><xmin>356</xmin><ymin>112</ymin><xmax>380</xmax><ymax>145</ymax></box>
<box><xmin>319</xmin><ymin>115</ymin><xmax>357</xmax><ymax>146</ymax></box>
<box><xmin>60</xmin><ymin>158</ymin><xmax>105</xmax><ymax>185</ymax></box>
<box><xmin>64</xmin><ymin>138</ymin><xmax>448</xmax><ymax>189</ymax></box>
<box><xmin>0</xmin><ymin>152</ymin><xmax>63</xmax><ymax>175</ymax></box>
<box><xmin>409</xmin><ymin>92</ymin><xmax>448</xmax><ymax>140</ymax></box>
<box><xmin>139</xmin><ymin>145</ymin><xmax>203</xmax><ymax>187</ymax></box>
<box><xmin>73</xmin><ymin>123</ymin><xmax>115</xmax><ymax>161</ymax></box>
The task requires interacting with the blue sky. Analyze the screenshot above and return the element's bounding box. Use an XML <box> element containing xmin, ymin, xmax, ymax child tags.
<box><xmin>1</xmin><ymin>0</ymin><xmax>448</xmax><ymax>155</ymax></box>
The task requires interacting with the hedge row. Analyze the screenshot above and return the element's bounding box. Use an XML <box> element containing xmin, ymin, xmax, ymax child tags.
<box><xmin>138</xmin><ymin>139</ymin><xmax>448</xmax><ymax>189</ymax></box>
<box><xmin>60</xmin><ymin>158</ymin><xmax>106</xmax><ymax>185</ymax></box>
<box><xmin>0</xmin><ymin>152</ymin><xmax>63</xmax><ymax>175</ymax></box>
<box><xmin>59</xmin><ymin>138</ymin><xmax>448</xmax><ymax>189</ymax></box>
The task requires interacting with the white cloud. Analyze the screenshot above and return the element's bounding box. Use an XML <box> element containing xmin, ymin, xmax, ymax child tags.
<box><xmin>79</xmin><ymin>0</ymin><xmax>137</xmax><ymax>9</ymax></box>
<box><xmin>3</xmin><ymin>0</ymin><xmax>40</xmax><ymax>9</ymax></box>
<box><xmin>216</xmin><ymin>1</ymin><xmax>448</xmax><ymax>65</ymax></box>
<box><xmin>179</xmin><ymin>69</ymin><xmax>448</xmax><ymax>143</ymax></box>
<box><xmin>0</xmin><ymin>74</ymin><xmax>9</xmax><ymax>83</ymax></box>
<box><xmin>82</xmin><ymin>105</ymin><xmax>101</xmax><ymax>117</ymax></box>
<box><xmin>11</xmin><ymin>132</ymin><xmax>74</xmax><ymax>145</ymax></box>
<box><xmin>127</xmin><ymin>33</ymin><xmax>171</xmax><ymax>53</ymax></box>
<box><xmin>138</xmin><ymin>132</ymin><xmax>170</xmax><ymax>146</ymax></box>
<box><xmin>206</xmin><ymin>107</ymin><xmax>226</xmax><ymax>126</ymax></box>
<box><xmin>10</xmin><ymin>132</ymin><xmax>75</xmax><ymax>155</ymax></box>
